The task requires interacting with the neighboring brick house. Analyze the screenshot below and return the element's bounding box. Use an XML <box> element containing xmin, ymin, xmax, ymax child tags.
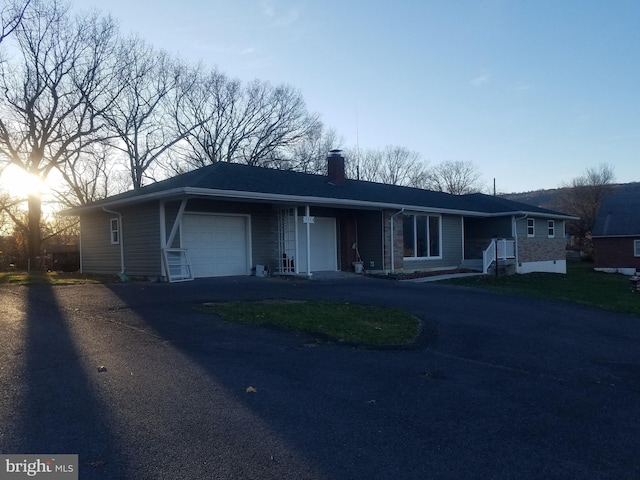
<box><xmin>592</xmin><ymin>193</ymin><xmax>640</xmax><ymax>274</ymax></box>
<box><xmin>65</xmin><ymin>151</ymin><xmax>576</xmax><ymax>282</ymax></box>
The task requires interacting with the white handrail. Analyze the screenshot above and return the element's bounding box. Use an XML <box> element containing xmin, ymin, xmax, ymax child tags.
<box><xmin>483</xmin><ymin>239</ymin><xmax>515</xmax><ymax>274</ymax></box>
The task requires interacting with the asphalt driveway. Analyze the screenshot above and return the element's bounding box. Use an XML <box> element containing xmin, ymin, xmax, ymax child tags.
<box><xmin>1</xmin><ymin>275</ymin><xmax>639</xmax><ymax>479</ymax></box>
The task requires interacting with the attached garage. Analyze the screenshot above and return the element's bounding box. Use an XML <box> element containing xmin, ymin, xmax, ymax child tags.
<box><xmin>182</xmin><ymin>214</ymin><xmax>251</xmax><ymax>278</ymax></box>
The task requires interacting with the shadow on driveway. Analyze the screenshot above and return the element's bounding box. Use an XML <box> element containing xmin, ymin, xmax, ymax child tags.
<box><xmin>97</xmin><ymin>275</ymin><xmax>640</xmax><ymax>479</ymax></box>
<box><xmin>4</xmin><ymin>275</ymin><xmax>640</xmax><ymax>479</ymax></box>
<box><xmin>10</xmin><ymin>285</ymin><xmax>129</xmax><ymax>478</ymax></box>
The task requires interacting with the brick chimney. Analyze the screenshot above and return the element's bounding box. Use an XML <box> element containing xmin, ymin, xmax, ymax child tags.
<box><xmin>327</xmin><ymin>149</ymin><xmax>346</xmax><ymax>184</ymax></box>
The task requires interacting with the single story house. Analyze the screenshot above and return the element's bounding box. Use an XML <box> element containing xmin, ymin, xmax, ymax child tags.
<box><xmin>592</xmin><ymin>193</ymin><xmax>640</xmax><ymax>274</ymax></box>
<box><xmin>66</xmin><ymin>151</ymin><xmax>576</xmax><ymax>282</ymax></box>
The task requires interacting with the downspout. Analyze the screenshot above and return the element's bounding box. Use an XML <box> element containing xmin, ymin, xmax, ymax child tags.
<box><xmin>389</xmin><ymin>208</ymin><xmax>405</xmax><ymax>274</ymax></box>
<box><xmin>78</xmin><ymin>217</ymin><xmax>83</xmax><ymax>274</ymax></box>
<box><xmin>513</xmin><ymin>214</ymin><xmax>528</xmax><ymax>274</ymax></box>
<box><xmin>305</xmin><ymin>205</ymin><xmax>312</xmax><ymax>279</ymax></box>
<box><xmin>103</xmin><ymin>207</ymin><xmax>125</xmax><ymax>278</ymax></box>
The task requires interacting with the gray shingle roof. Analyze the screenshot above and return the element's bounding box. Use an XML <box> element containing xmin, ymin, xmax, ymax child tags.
<box><xmin>592</xmin><ymin>193</ymin><xmax>640</xmax><ymax>237</ymax></box>
<box><xmin>69</xmin><ymin>162</ymin><xmax>574</xmax><ymax>218</ymax></box>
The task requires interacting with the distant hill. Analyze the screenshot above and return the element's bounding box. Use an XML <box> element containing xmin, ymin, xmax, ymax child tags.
<box><xmin>501</xmin><ymin>182</ymin><xmax>640</xmax><ymax>212</ymax></box>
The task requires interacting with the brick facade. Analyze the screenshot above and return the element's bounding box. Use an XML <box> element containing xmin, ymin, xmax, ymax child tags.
<box><xmin>593</xmin><ymin>237</ymin><xmax>640</xmax><ymax>270</ymax></box>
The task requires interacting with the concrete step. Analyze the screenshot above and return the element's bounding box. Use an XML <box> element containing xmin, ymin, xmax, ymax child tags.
<box><xmin>460</xmin><ymin>259</ymin><xmax>483</xmax><ymax>272</ymax></box>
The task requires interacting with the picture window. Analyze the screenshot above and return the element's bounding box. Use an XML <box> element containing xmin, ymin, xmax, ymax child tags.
<box><xmin>403</xmin><ymin>214</ymin><xmax>441</xmax><ymax>259</ymax></box>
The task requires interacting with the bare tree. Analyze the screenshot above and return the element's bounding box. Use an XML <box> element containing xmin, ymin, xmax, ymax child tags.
<box><xmin>0</xmin><ymin>0</ymin><xmax>29</xmax><ymax>43</ymax></box>
<box><xmin>237</xmin><ymin>82</ymin><xmax>321</xmax><ymax>167</ymax></box>
<box><xmin>346</xmin><ymin>148</ymin><xmax>382</xmax><ymax>182</ymax></box>
<box><xmin>379</xmin><ymin>146</ymin><xmax>425</xmax><ymax>186</ymax></box>
<box><xmin>559</xmin><ymin>163</ymin><xmax>615</xmax><ymax>240</ymax></box>
<box><xmin>0</xmin><ymin>187</ymin><xmax>29</xmax><ymax>267</ymax></box>
<box><xmin>280</xmin><ymin>125</ymin><xmax>342</xmax><ymax>173</ymax></box>
<box><xmin>0</xmin><ymin>0</ymin><xmax>120</xmax><ymax>267</ymax></box>
<box><xmin>0</xmin><ymin>188</ymin><xmax>23</xmax><ymax>235</ymax></box>
<box><xmin>0</xmin><ymin>216</ymin><xmax>23</xmax><ymax>267</ymax></box>
<box><xmin>53</xmin><ymin>143</ymin><xmax>128</xmax><ymax>206</ymax></box>
<box><xmin>181</xmin><ymin>77</ymin><xmax>321</xmax><ymax>169</ymax></box>
<box><xmin>346</xmin><ymin>145</ymin><xmax>427</xmax><ymax>186</ymax></box>
<box><xmin>41</xmin><ymin>210</ymin><xmax>79</xmax><ymax>247</ymax></box>
<box><xmin>179</xmin><ymin>67</ymin><xmax>242</xmax><ymax>168</ymax></box>
<box><xmin>425</xmin><ymin>160</ymin><xmax>484</xmax><ymax>194</ymax></box>
<box><xmin>105</xmin><ymin>37</ymin><xmax>204</xmax><ymax>189</ymax></box>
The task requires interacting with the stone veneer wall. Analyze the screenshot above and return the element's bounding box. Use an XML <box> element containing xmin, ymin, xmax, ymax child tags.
<box><xmin>518</xmin><ymin>236</ymin><xmax>567</xmax><ymax>263</ymax></box>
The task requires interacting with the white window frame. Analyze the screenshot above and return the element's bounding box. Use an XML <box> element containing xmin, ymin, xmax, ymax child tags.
<box><xmin>634</xmin><ymin>240</ymin><xmax>640</xmax><ymax>257</ymax></box>
<box><xmin>403</xmin><ymin>214</ymin><xmax>443</xmax><ymax>260</ymax></box>
<box><xmin>547</xmin><ymin>220</ymin><xmax>555</xmax><ymax>238</ymax></box>
<box><xmin>527</xmin><ymin>218</ymin><xmax>535</xmax><ymax>238</ymax></box>
<box><xmin>110</xmin><ymin>217</ymin><xmax>120</xmax><ymax>245</ymax></box>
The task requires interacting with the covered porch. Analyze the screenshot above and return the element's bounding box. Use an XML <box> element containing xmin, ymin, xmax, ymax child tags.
<box><xmin>463</xmin><ymin>216</ymin><xmax>516</xmax><ymax>274</ymax></box>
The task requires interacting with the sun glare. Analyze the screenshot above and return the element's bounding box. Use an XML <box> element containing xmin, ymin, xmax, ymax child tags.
<box><xmin>0</xmin><ymin>165</ymin><xmax>48</xmax><ymax>198</ymax></box>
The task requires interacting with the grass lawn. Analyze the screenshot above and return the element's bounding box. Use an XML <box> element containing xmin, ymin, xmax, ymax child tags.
<box><xmin>200</xmin><ymin>300</ymin><xmax>421</xmax><ymax>346</ymax></box>
<box><xmin>439</xmin><ymin>261</ymin><xmax>640</xmax><ymax>317</ymax></box>
<box><xmin>6</xmin><ymin>262</ymin><xmax>637</xmax><ymax>345</ymax></box>
<box><xmin>0</xmin><ymin>271</ymin><xmax>112</xmax><ymax>285</ymax></box>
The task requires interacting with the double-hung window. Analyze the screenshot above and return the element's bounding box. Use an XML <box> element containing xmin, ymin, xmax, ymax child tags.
<box><xmin>403</xmin><ymin>214</ymin><xmax>441</xmax><ymax>259</ymax></box>
<box><xmin>527</xmin><ymin>218</ymin><xmax>535</xmax><ymax>237</ymax></box>
<box><xmin>110</xmin><ymin>217</ymin><xmax>120</xmax><ymax>244</ymax></box>
<box><xmin>548</xmin><ymin>220</ymin><xmax>555</xmax><ymax>238</ymax></box>
<box><xmin>634</xmin><ymin>240</ymin><xmax>640</xmax><ymax>257</ymax></box>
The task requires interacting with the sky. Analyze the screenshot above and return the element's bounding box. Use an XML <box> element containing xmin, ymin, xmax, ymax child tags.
<box><xmin>24</xmin><ymin>1</ymin><xmax>640</xmax><ymax>193</ymax></box>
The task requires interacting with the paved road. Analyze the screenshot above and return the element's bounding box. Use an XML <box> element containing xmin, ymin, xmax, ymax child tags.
<box><xmin>0</xmin><ymin>275</ymin><xmax>639</xmax><ymax>479</ymax></box>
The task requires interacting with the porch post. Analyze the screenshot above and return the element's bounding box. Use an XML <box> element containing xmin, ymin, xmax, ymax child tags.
<box><xmin>389</xmin><ymin>208</ymin><xmax>405</xmax><ymax>274</ymax></box>
<box><xmin>294</xmin><ymin>208</ymin><xmax>299</xmax><ymax>274</ymax></box>
<box><xmin>461</xmin><ymin>216</ymin><xmax>465</xmax><ymax>264</ymax></box>
<box><xmin>166</xmin><ymin>199</ymin><xmax>188</xmax><ymax>248</ymax></box>
<box><xmin>305</xmin><ymin>205</ymin><xmax>312</xmax><ymax>278</ymax></box>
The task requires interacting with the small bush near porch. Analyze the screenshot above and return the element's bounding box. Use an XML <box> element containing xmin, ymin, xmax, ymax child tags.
<box><xmin>440</xmin><ymin>261</ymin><xmax>640</xmax><ymax>317</ymax></box>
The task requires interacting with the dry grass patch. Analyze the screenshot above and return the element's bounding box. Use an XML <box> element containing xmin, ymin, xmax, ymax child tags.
<box><xmin>200</xmin><ymin>300</ymin><xmax>420</xmax><ymax>345</ymax></box>
<box><xmin>0</xmin><ymin>271</ymin><xmax>115</xmax><ymax>285</ymax></box>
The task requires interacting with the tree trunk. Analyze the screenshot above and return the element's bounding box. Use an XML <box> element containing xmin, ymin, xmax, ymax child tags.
<box><xmin>27</xmin><ymin>192</ymin><xmax>42</xmax><ymax>271</ymax></box>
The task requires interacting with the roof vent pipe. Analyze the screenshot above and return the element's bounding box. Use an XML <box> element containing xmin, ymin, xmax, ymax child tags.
<box><xmin>327</xmin><ymin>149</ymin><xmax>346</xmax><ymax>184</ymax></box>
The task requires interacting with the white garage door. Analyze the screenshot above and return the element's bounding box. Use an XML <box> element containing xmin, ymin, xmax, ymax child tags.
<box><xmin>297</xmin><ymin>217</ymin><xmax>337</xmax><ymax>273</ymax></box>
<box><xmin>182</xmin><ymin>214</ymin><xmax>249</xmax><ymax>278</ymax></box>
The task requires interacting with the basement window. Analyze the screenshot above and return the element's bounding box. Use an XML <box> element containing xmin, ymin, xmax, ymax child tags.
<box><xmin>110</xmin><ymin>217</ymin><xmax>120</xmax><ymax>244</ymax></box>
